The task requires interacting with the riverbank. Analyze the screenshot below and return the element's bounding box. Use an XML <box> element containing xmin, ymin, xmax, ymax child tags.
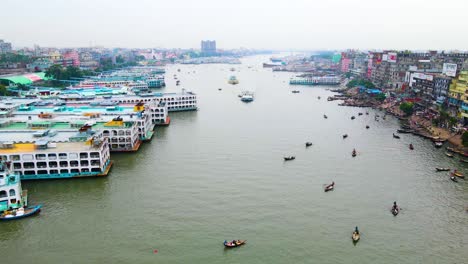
<box><xmin>335</xmin><ymin>87</ymin><xmax>467</xmax><ymax>151</ymax></box>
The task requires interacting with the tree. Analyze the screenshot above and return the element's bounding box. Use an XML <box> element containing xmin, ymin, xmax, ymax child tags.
<box><xmin>448</xmin><ymin>116</ymin><xmax>458</xmax><ymax>128</ymax></box>
<box><xmin>399</xmin><ymin>102</ymin><xmax>414</xmax><ymax>116</ymax></box>
<box><xmin>0</xmin><ymin>84</ymin><xmax>8</xmax><ymax>96</ymax></box>
<box><xmin>462</xmin><ymin>131</ymin><xmax>468</xmax><ymax>147</ymax></box>
<box><xmin>346</xmin><ymin>78</ymin><xmax>376</xmax><ymax>89</ymax></box>
<box><xmin>375</xmin><ymin>93</ymin><xmax>386</xmax><ymax>102</ymax></box>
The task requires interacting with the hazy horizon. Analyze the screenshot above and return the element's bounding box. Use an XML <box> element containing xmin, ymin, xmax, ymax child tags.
<box><xmin>1</xmin><ymin>0</ymin><xmax>467</xmax><ymax>50</ymax></box>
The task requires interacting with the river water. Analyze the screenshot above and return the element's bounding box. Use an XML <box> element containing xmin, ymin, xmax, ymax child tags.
<box><xmin>1</xmin><ymin>55</ymin><xmax>467</xmax><ymax>263</ymax></box>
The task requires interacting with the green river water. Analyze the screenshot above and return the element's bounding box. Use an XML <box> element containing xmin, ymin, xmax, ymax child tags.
<box><xmin>1</xmin><ymin>55</ymin><xmax>467</xmax><ymax>263</ymax></box>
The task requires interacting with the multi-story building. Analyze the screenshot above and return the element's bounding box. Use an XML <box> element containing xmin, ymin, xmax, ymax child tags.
<box><xmin>63</xmin><ymin>50</ymin><xmax>80</xmax><ymax>67</ymax></box>
<box><xmin>0</xmin><ymin>40</ymin><xmax>12</xmax><ymax>54</ymax></box>
<box><xmin>448</xmin><ymin>71</ymin><xmax>468</xmax><ymax>120</ymax></box>
<box><xmin>201</xmin><ymin>40</ymin><xmax>216</xmax><ymax>56</ymax></box>
<box><xmin>433</xmin><ymin>75</ymin><xmax>452</xmax><ymax>103</ymax></box>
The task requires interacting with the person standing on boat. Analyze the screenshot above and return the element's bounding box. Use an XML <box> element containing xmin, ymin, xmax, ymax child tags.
<box><xmin>354</xmin><ymin>226</ymin><xmax>359</xmax><ymax>234</ymax></box>
<box><xmin>392</xmin><ymin>201</ymin><xmax>398</xmax><ymax>210</ymax></box>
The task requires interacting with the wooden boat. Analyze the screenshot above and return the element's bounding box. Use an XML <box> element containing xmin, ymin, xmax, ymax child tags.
<box><xmin>343</xmin><ymin>134</ymin><xmax>348</xmax><ymax>139</ymax></box>
<box><xmin>358</xmin><ymin>113</ymin><xmax>363</xmax><ymax>116</ymax></box>
<box><xmin>351</xmin><ymin>116</ymin><xmax>355</xmax><ymax>120</ymax></box>
<box><xmin>391</xmin><ymin>207</ymin><xmax>399</xmax><ymax>216</ymax></box>
<box><xmin>446</xmin><ymin>153</ymin><xmax>454</xmax><ymax>158</ymax></box>
<box><xmin>451</xmin><ymin>171</ymin><xmax>464</xmax><ymax>178</ymax></box>
<box><xmin>397</xmin><ymin>129</ymin><xmax>412</xmax><ymax>134</ymax></box>
<box><xmin>434</xmin><ymin>142</ymin><xmax>443</xmax><ymax>148</ymax></box>
<box><xmin>393</xmin><ymin>133</ymin><xmax>400</xmax><ymax>139</ymax></box>
<box><xmin>435</xmin><ymin>168</ymin><xmax>450</xmax><ymax>172</ymax></box>
<box><xmin>0</xmin><ymin>205</ymin><xmax>42</xmax><ymax>221</ymax></box>
<box><xmin>352</xmin><ymin>150</ymin><xmax>357</xmax><ymax>157</ymax></box>
<box><xmin>305</xmin><ymin>142</ymin><xmax>313</xmax><ymax>147</ymax></box>
<box><xmin>224</xmin><ymin>240</ymin><xmax>246</xmax><ymax>248</ymax></box>
<box><xmin>450</xmin><ymin>176</ymin><xmax>458</xmax><ymax>182</ymax></box>
<box><xmin>446</xmin><ymin>147</ymin><xmax>456</xmax><ymax>152</ymax></box>
<box><xmin>365</xmin><ymin>112</ymin><xmax>369</xmax><ymax>115</ymax></box>
<box><xmin>352</xmin><ymin>232</ymin><xmax>360</xmax><ymax>243</ymax></box>
<box><xmin>409</xmin><ymin>144</ymin><xmax>414</xmax><ymax>150</ymax></box>
<box><xmin>324</xmin><ymin>183</ymin><xmax>335</xmax><ymax>192</ymax></box>
<box><xmin>284</xmin><ymin>156</ymin><xmax>295</xmax><ymax>161</ymax></box>
<box><xmin>317</xmin><ymin>96</ymin><xmax>321</xmax><ymax>99</ymax></box>
<box><xmin>366</xmin><ymin>125</ymin><xmax>370</xmax><ymax>129</ymax></box>
<box><xmin>292</xmin><ymin>90</ymin><xmax>300</xmax><ymax>93</ymax></box>
<box><xmin>323</xmin><ymin>115</ymin><xmax>328</xmax><ymax>119</ymax></box>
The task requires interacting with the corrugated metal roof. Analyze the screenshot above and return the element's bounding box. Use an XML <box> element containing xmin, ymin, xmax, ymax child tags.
<box><xmin>0</xmin><ymin>72</ymin><xmax>50</xmax><ymax>85</ymax></box>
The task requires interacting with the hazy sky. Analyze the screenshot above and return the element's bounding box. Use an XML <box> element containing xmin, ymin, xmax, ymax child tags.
<box><xmin>1</xmin><ymin>0</ymin><xmax>467</xmax><ymax>50</ymax></box>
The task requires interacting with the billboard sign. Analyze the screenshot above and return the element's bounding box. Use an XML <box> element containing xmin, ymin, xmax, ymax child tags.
<box><xmin>442</xmin><ymin>63</ymin><xmax>457</xmax><ymax>77</ymax></box>
<box><xmin>388</xmin><ymin>52</ymin><xmax>397</xmax><ymax>63</ymax></box>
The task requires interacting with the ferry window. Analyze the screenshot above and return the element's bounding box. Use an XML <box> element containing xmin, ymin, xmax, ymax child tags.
<box><xmin>0</xmin><ymin>191</ymin><xmax>7</xmax><ymax>198</ymax></box>
<box><xmin>23</xmin><ymin>162</ymin><xmax>35</xmax><ymax>169</ymax></box>
<box><xmin>59</xmin><ymin>153</ymin><xmax>67</xmax><ymax>159</ymax></box>
<box><xmin>49</xmin><ymin>170</ymin><xmax>58</xmax><ymax>174</ymax></box>
<box><xmin>71</xmin><ymin>169</ymin><xmax>79</xmax><ymax>173</ymax></box>
<box><xmin>35</xmin><ymin>154</ymin><xmax>46</xmax><ymax>160</ymax></box>
<box><xmin>10</xmin><ymin>155</ymin><xmax>20</xmax><ymax>161</ymax></box>
<box><xmin>22</xmin><ymin>154</ymin><xmax>34</xmax><ymax>161</ymax></box>
<box><xmin>48</xmin><ymin>154</ymin><xmax>57</xmax><ymax>160</ymax></box>
<box><xmin>69</xmin><ymin>153</ymin><xmax>78</xmax><ymax>159</ymax></box>
<box><xmin>9</xmin><ymin>189</ymin><xmax>15</xmax><ymax>196</ymax></box>
<box><xmin>13</xmin><ymin>163</ymin><xmax>22</xmax><ymax>169</ymax></box>
<box><xmin>37</xmin><ymin>170</ymin><xmax>48</xmax><ymax>175</ymax></box>
<box><xmin>60</xmin><ymin>169</ymin><xmax>69</xmax><ymax>174</ymax></box>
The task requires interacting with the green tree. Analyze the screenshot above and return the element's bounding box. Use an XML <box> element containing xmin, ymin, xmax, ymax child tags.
<box><xmin>346</xmin><ymin>78</ymin><xmax>376</xmax><ymax>89</ymax></box>
<box><xmin>399</xmin><ymin>102</ymin><xmax>414</xmax><ymax>116</ymax></box>
<box><xmin>0</xmin><ymin>84</ymin><xmax>9</xmax><ymax>96</ymax></box>
<box><xmin>448</xmin><ymin>116</ymin><xmax>458</xmax><ymax>128</ymax></box>
<box><xmin>375</xmin><ymin>93</ymin><xmax>386</xmax><ymax>102</ymax></box>
<box><xmin>462</xmin><ymin>131</ymin><xmax>468</xmax><ymax>147</ymax></box>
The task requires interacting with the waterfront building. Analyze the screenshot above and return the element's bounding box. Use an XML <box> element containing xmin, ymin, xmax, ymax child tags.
<box><xmin>433</xmin><ymin>75</ymin><xmax>452</xmax><ymax>103</ymax></box>
<box><xmin>0</xmin><ymin>160</ymin><xmax>26</xmax><ymax>211</ymax></box>
<box><xmin>0</xmin><ymin>129</ymin><xmax>112</xmax><ymax>180</ymax></box>
<box><xmin>448</xmin><ymin>70</ymin><xmax>468</xmax><ymax>120</ymax></box>
<box><xmin>201</xmin><ymin>40</ymin><xmax>217</xmax><ymax>56</ymax></box>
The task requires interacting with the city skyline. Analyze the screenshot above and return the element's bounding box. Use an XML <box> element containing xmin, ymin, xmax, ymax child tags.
<box><xmin>1</xmin><ymin>0</ymin><xmax>468</xmax><ymax>50</ymax></box>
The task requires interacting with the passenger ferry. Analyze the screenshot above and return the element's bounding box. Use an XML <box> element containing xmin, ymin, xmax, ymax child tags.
<box><xmin>0</xmin><ymin>160</ymin><xmax>28</xmax><ymax>212</ymax></box>
<box><xmin>0</xmin><ymin>130</ymin><xmax>112</xmax><ymax>180</ymax></box>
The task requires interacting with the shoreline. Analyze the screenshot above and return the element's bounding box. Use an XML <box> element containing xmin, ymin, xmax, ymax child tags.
<box><xmin>332</xmin><ymin>87</ymin><xmax>467</xmax><ymax>154</ymax></box>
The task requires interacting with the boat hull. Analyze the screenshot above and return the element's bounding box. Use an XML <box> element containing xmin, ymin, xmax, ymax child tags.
<box><xmin>0</xmin><ymin>205</ymin><xmax>42</xmax><ymax>221</ymax></box>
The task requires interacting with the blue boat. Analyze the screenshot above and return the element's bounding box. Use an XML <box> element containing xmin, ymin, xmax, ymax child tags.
<box><xmin>0</xmin><ymin>205</ymin><xmax>42</xmax><ymax>221</ymax></box>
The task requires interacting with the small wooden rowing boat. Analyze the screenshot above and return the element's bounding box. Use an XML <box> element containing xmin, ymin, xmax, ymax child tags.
<box><xmin>352</xmin><ymin>232</ymin><xmax>360</xmax><ymax>243</ymax></box>
<box><xmin>409</xmin><ymin>144</ymin><xmax>414</xmax><ymax>150</ymax></box>
<box><xmin>224</xmin><ymin>240</ymin><xmax>246</xmax><ymax>248</ymax></box>
<box><xmin>305</xmin><ymin>142</ymin><xmax>313</xmax><ymax>147</ymax></box>
<box><xmin>460</xmin><ymin>159</ymin><xmax>468</xmax><ymax>163</ymax></box>
<box><xmin>446</xmin><ymin>153</ymin><xmax>454</xmax><ymax>158</ymax></box>
<box><xmin>451</xmin><ymin>171</ymin><xmax>464</xmax><ymax>178</ymax></box>
<box><xmin>434</xmin><ymin>142</ymin><xmax>443</xmax><ymax>148</ymax></box>
<box><xmin>397</xmin><ymin>129</ymin><xmax>412</xmax><ymax>134</ymax></box>
<box><xmin>343</xmin><ymin>134</ymin><xmax>348</xmax><ymax>139</ymax></box>
<box><xmin>391</xmin><ymin>207</ymin><xmax>399</xmax><ymax>216</ymax></box>
<box><xmin>0</xmin><ymin>205</ymin><xmax>42</xmax><ymax>221</ymax></box>
<box><xmin>323</xmin><ymin>115</ymin><xmax>328</xmax><ymax>119</ymax></box>
<box><xmin>435</xmin><ymin>168</ymin><xmax>450</xmax><ymax>172</ymax></box>
<box><xmin>393</xmin><ymin>133</ymin><xmax>400</xmax><ymax>139</ymax></box>
<box><xmin>324</xmin><ymin>183</ymin><xmax>335</xmax><ymax>192</ymax></box>
<box><xmin>450</xmin><ymin>176</ymin><xmax>458</xmax><ymax>182</ymax></box>
<box><xmin>351</xmin><ymin>116</ymin><xmax>355</xmax><ymax>120</ymax></box>
<box><xmin>366</xmin><ymin>125</ymin><xmax>370</xmax><ymax>129</ymax></box>
<box><xmin>284</xmin><ymin>156</ymin><xmax>295</xmax><ymax>161</ymax></box>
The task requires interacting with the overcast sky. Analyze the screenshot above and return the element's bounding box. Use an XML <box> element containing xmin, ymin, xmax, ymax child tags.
<box><xmin>1</xmin><ymin>0</ymin><xmax>467</xmax><ymax>50</ymax></box>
